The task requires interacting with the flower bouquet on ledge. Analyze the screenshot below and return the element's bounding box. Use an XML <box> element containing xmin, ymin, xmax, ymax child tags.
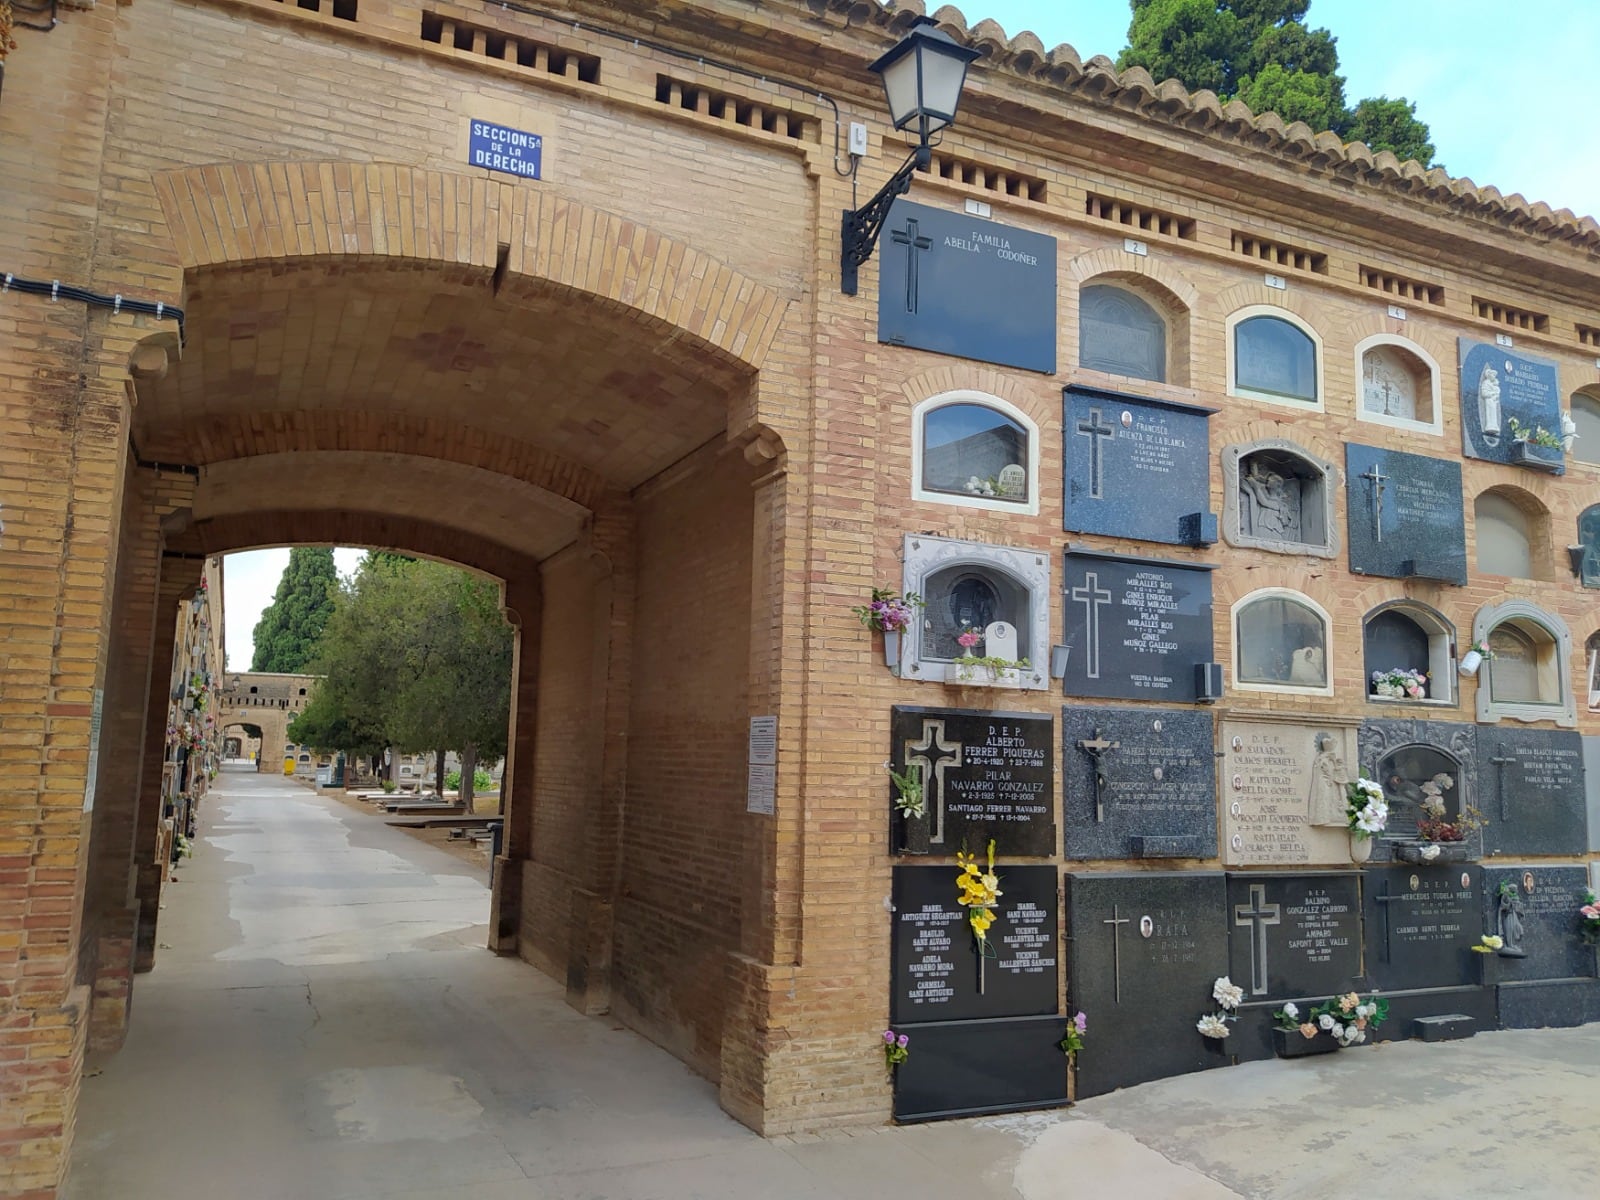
<box><xmin>1270</xmin><ymin>992</ymin><xmax>1388</xmax><ymax>1057</ymax></box>
<box><xmin>1370</xmin><ymin>667</ymin><xmax>1428</xmax><ymax>700</ymax></box>
<box><xmin>1394</xmin><ymin>798</ymin><xmax>1484</xmax><ymax>864</ymax></box>
<box><xmin>852</xmin><ymin>587</ymin><xmax>923</xmax><ymax>671</ymax></box>
<box><xmin>1506</xmin><ymin>417</ymin><xmax>1566</xmax><ymax>473</ymax></box>
<box><xmin>1580</xmin><ymin>892</ymin><xmax>1600</xmax><ymax>946</ymax></box>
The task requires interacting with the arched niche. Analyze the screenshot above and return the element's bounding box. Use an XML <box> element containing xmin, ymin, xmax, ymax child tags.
<box><xmin>1577</xmin><ymin>504</ymin><xmax>1600</xmax><ymax>589</ymax></box>
<box><xmin>1472</xmin><ymin>600</ymin><xmax>1576</xmax><ymax>726</ymax></box>
<box><xmin>911</xmin><ymin>391</ymin><xmax>1040</xmax><ymax>516</ymax></box>
<box><xmin>1355</xmin><ymin>334</ymin><xmax>1441</xmax><ymax>435</ymax></box>
<box><xmin>1220</xmin><ymin>439</ymin><xmax>1340</xmax><ymax>557</ymax></box>
<box><xmin>1227</xmin><ymin>306</ymin><xmax>1322</xmax><ymax>408</ymax></box>
<box><xmin>1362</xmin><ymin>601</ymin><xmax>1456</xmax><ymax>706</ymax></box>
<box><xmin>1475</xmin><ymin>488</ymin><xmax>1549</xmax><ymax>580</ymax></box>
<box><xmin>1231</xmin><ymin>588</ymin><xmax>1333</xmax><ymax>696</ymax></box>
<box><xmin>899</xmin><ymin>534</ymin><xmax>1050</xmax><ymax>691</ymax></box>
<box><xmin>1078</xmin><ymin>282</ymin><xmax>1169</xmax><ymax>384</ymax></box>
<box><xmin>1571</xmin><ymin>389</ymin><xmax>1600</xmax><ymax>467</ymax></box>
<box><xmin>1587</xmin><ymin>631</ymin><xmax>1600</xmax><ymax>712</ymax></box>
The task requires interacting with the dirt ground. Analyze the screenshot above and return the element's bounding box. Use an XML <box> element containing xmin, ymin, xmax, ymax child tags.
<box><xmin>324</xmin><ymin>784</ymin><xmax>500</xmax><ymax>871</ymax></box>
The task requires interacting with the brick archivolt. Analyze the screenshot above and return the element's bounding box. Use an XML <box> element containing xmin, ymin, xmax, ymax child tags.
<box><xmin>1065</xmin><ymin>247</ymin><xmax>1200</xmax><ymax>310</ymax></box>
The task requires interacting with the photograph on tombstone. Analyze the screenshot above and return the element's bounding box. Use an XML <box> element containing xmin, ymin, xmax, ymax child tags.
<box><xmin>1061</xmin><ymin>706</ymin><xmax>1216</xmax><ymax>861</ymax></box>
<box><xmin>1062</xmin><ymin>386</ymin><xmax>1217</xmax><ymax>546</ymax></box>
<box><xmin>1343</xmin><ymin>444</ymin><xmax>1468</xmax><ymax>584</ymax></box>
<box><xmin>1060</xmin><ymin>549</ymin><xmax>1215</xmax><ymax>703</ymax></box>
<box><xmin>876</xmin><ymin>199</ymin><xmax>1057</xmax><ymax>373</ymax></box>
<box><xmin>1222</xmin><ymin>718</ymin><xmax>1362</xmax><ymax>867</ymax></box>
<box><xmin>1458</xmin><ymin>338</ymin><xmax>1566</xmax><ymax>470</ymax></box>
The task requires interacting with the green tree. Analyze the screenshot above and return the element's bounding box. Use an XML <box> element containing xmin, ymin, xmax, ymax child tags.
<box><xmin>251</xmin><ymin>547</ymin><xmax>339</xmax><ymax>672</ymax></box>
<box><xmin>1118</xmin><ymin>0</ymin><xmax>1437</xmax><ymax>166</ymax></box>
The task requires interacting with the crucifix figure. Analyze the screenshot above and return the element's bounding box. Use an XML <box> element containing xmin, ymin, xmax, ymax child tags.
<box><xmin>904</xmin><ymin>719</ymin><xmax>963</xmax><ymax>845</ymax></box>
<box><xmin>1070</xmin><ymin>572</ymin><xmax>1112</xmax><ymax>679</ymax></box>
<box><xmin>1076</xmin><ymin>407</ymin><xmax>1117</xmax><ymax>499</ymax></box>
<box><xmin>1103</xmin><ymin>905</ymin><xmax>1131</xmax><ymax>1003</ymax></box>
<box><xmin>1490</xmin><ymin>743</ymin><xmax>1514</xmax><ymax>822</ymax></box>
<box><xmin>890</xmin><ymin>217</ymin><xmax>933</xmax><ymax>315</ymax></box>
<box><xmin>1360</xmin><ymin>463</ymin><xmax>1388</xmax><ymax>543</ymax></box>
<box><xmin>1076</xmin><ymin>728</ymin><xmax>1121</xmax><ymax>823</ymax></box>
<box><xmin>1233</xmin><ymin>883</ymin><xmax>1282</xmax><ymax>996</ymax></box>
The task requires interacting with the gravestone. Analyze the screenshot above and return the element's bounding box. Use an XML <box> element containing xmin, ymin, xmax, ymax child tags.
<box><xmin>890</xmin><ymin>865</ymin><xmax>1058</xmax><ymax>1025</ymax></box>
<box><xmin>890</xmin><ymin>707</ymin><xmax>1054</xmax><ymax>857</ymax></box>
<box><xmin>1225</xmin><ymin>873</ymin><xmax>1362</xmax><ymax>1001</ymax></box>
<box><xmin>1362</xmin><ymin>863</ymin><xmax>1482</xmax><ymax>993</ymax></box>
<box><xmin>1458</xmin><ymin>338</ymin><xmax>1564</xmax><ymax>466</ymax></box>
<box><xmin>1479</xmin><ymin>728</ymin><xmax>1587</xmax><ymax>857</ymax></box>
<box><xmin>1578</xmin><ymin>505</ymin><xmax>1600</xmax><ymax>589</ymax></box>
<box><xmin>1586</xmin><ymin>736</ymin><xmax>1600</xmax><ymax>853</ymax></box>
<box><xmin>1060</xmin><ymin>549</ymin><xmax>1215</xmax><ymax>703</ymax></box>
<box><xmin>877</xmin><ymin>199</ymin><xmax>1057</xmax><ymax>374</ymax></box>
<box><xmin>890</xmin><ymin>1016</ymin><xmax>1068</xmax><ymax>1121</ymax></box>
<box><xmin>1220</xmin><ymin>718</ymin><xmax>1360</xmax><ymax>866</ymax></box>
<box><xmin>1062</xmin><ymin>387</ymin><xmax>1217</xmax><ymax>546</ymax></box>
<box><xmin>1061</xmin><ymin>706</ymin><xmax>1216</xmax><ymax>860</ymax></box>
<box><xmin>1221</xmin><ymin>440</ymin><xmax>1340</xmax><ymax>557</ymax></box>
<box><xmin>1480</xmin><ymin>865</ymin><xmax>1595</xmax><ymax>982</ymax></box>
<box><xmin>1064</xmin><ymin>872</ymin><xmax>1228</xmax><ymax>1098</ymax></box>
<box><xmin>1344</xmin><ymin>444</ymin><xmax>1467</xmax><ymax>584</ymax></box>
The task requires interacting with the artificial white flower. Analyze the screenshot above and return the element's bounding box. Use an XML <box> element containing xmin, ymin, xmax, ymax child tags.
<box><xmin>1196</xmin><ymin>1014</ymin><xmax>1231</xmax><ymax>1040</ymax></box>
<box><xmin>1212</xmin><ymin>977</ymin><xmax>1245</xmax><ymax>1011</ymax></box>
<box><xmin>1282</xmin><ymin>1002</ymin><xmax>1299</xmax><ymax>1020</ymax></box>
<box><xmin>1331</xmin><ymin>1022</ymin><xmax>1345</xmax><ymax>1038</ymax></box>
<box><xmin>1419</xmin><ymin>844</ymin><xmax>1440</xmax><ymax>862</ymax></box>
<box><xmin>1318</xmin><ymin>1014</ymin><xmax>1335</xmax><ymax>1031</ymax></box>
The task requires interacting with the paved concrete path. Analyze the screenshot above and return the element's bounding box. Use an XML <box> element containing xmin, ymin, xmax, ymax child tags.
<box><xmin>68</xmin><ymin>767</ymin><xmax>1599</xmax><ymax>1199</ymax></box>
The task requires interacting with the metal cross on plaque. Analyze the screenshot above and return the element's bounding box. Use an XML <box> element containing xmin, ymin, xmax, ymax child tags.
<box><xmin>904</xmin><ymin>719</ymin><xmax>963</xmax><ymax>845</ymax></box>
<box><xmin>1076</xmin><ymin>727</ymin><xmax>1121</xmax><ymax>823</ymax></box>
<box><xmin>890</xmin><ymin>217</ymin><xmax>933</xmax><ymax>315</ymax></box>
<box><xmin>1233</xmin><ymin>883</ymin><xmax>1282</xmax><ymax>996</ymax></box>
<box><xmin>1490</xmin><ymin>743</ymin><xmax>1514</xmax><ymax>822</ymax></box>
<box><xmin>1075</xmin><ymin>407</ymin><xmax>1117</xmax><ymax>499</ymax></box>
<box><xmin>1372</xmin><ymin>880</ymin><xmax>1399</xmax><ymax>964</ymax></box>
<box><xmin>1102</xmin><ymin>904</ymin><xmax>1131</xmax><ymax>1003</ymax></box>
<box><xmin>1360</xmin><ymin>463</ymin><xmax>1388</xmax><ymax>543</ymax></box>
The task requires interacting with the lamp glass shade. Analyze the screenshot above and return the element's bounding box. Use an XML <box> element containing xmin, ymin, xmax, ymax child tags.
<box><xmin>870</xmin><ymin>22</ymin><xmax>979</xmax><ymax>138</ymax></box>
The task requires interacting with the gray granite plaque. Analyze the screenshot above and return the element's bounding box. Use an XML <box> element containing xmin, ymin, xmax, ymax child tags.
<box><xmin>1459</xmin><ymin>338</ymin><xmax>1564</xmax><ymax>467</ymax></box>
<box><xmin>890</xmin><ymin>706</ymin><xmax>1054</xmax><ymax>857</ymax></box>
<box><xmin>1362</xmin><ymin>863</ymin><xmax>1482</xmax><ymax>992</ymax></box>
<box><xmin>1586</xmin><ymin>736</ymin><xmax>1600</xmax><ymax>853</ymax></box>
<box><xmin>1061</xmin><ymin>549</ymin><xmax>1215</xmax><ymax>703</ymax></box>
<box><xmin>1226</xmin><ymin>873</ymin><xmax>1362</xmax><ymax>1002</ymax></box>
<box><xmin>1481</xmin><ymin>865</ymin><xmax>1596</xmax><ymax>982</ymax></box>
<box><xmin>1065</xmin><ymin>872</ymin><xmax>1228</xmax><ymax>1098</ymax></box>
<box><xmin>1062</xmin><ymin>706</ymin><xmax>1216</xmax><ymax>860</ymax></box>
<box><xmin>1479</xmin><ymin>728</ymin><xmax>1587</xmax><ymax>857</ymax></box>
<box><xmin>1344</xmin><ymin>444</ymin><xmax>1467</xmax><ymax>584</ymax></box>
<box><xmin>1063</xmin><ymin>387</ymin><xmax>1216</xmax><ymax>546</ymax></box>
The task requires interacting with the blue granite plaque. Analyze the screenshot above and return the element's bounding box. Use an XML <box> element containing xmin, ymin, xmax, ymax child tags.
<box><xmin>1578</xmin><ymin>505</ymin><xmax>1600</xmax><ymax>588</ymax></box>
<box><xmin>1063</xmin><ymin>386</ymin><xmax>1217</xmax><ymax>546</ymax></box>
<box><xmin>1458</xmin><ymin>338</ymin><xmax>1564</xmax><ymax>467</ymax></box>
<box><xmin>1061</xmin><ymin>549</ymin><xmax>1215</xmax><ymax>703</ymax></box>
<box><xmin>876</xmin><ymin>199</ymin><xmax>1056</xmax><ymax>373</ymax></box>
<box><xmin>1345</xmin><ymin>444</ymin><xmax>1467</xmax><ymax>584</ymax></box>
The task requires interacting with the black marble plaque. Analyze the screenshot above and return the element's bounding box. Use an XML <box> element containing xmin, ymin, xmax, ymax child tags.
<box><xmin>876</xmin><ymin>199</ymin><xmax>1057</xmax><ymax>373</ymax></box>
<box><xmin>1459</xmin><ymin>338</ymin><xmax>1564</xmax><ymax>466</ymax></box>
<box><xmin>891</xmin><ymin>865</ymin><xmax>1058</xmax><ymax>1025</ymax></box>
<box><xmin>1065</xmin><ymin>872</ymin><xmax>1228</xmax><ymax>1098</ymax></box>
<box><xmin>1225</xmin><ymin>873</ymin><xmax>1361</xmax><ymax>1002</ymax></box>
<box><xmin>891</xmin><ymin>1016</ymin><xmax>1069</xmax><ymax>1121</ymax></box>
<box><xmin>1481</xmin><ymin>865</ymin><xmax>1596</xmax><ymax>982</ymax></box>
<box><xmin>1344</xmin><ymin>444</ymin><xmax>1467</xmax><ymax>584</ymax></box>
<box><xmin>1362</xmin><ymin>864</ymin><xmax>1481</xmax><ymax>992</ymax></box>
<box><xmin>1061</xmin><ymin>549</ymin><xmax>1215</xmax><ymax>703</ymax></box>
<box><xmin>890</xmin><ymin>706</ymin><xmax>1054</xmax><ymax>858</ymax></box>
<box><xmin>1063</xmin><ymin>387</ymin><xmax>1216</xmax><ymax>546</ymax></box>
<box><xmin>1480</xmin><ymin>728</ymin><xmax>1587</xmax><ymax>857</ymax></box>
<box><xmin>1062</xmin><ymin>706</ymin><xmax>1216</xmax><ymax>860</ymax></box>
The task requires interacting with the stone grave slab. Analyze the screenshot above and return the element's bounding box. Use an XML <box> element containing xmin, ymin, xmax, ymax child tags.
<box><xmin>876</xmin><ymin>199</ymin><xmax>1057</xmax><ymax>374</ymax></box>
<box><xmin>1062</xmin><ymin>706</ymin><xmax>1216</xmax><ymax>860</ymax></box>
<box><xmin>891</xmin><ymin>1016</ymin><xmax>1068</xmax><ymax>1121</ymax></box>
<box><xmin>1061</xmin><ymin>549</ymin><xmax>1215</xmax><ymax>703</ymax></box>
<box><xmin>1361</xmin><ymin>863</ymin><xmax>1482</xmax><ymax>993</ymax></box>
<box><xmin>1586</xmin><ymin>736</ymin><xmax>1600</xmax><ymax>853</ymax></box>
<box><xmin>889</xmin><ymin>706</ymin><xmax>1054</xmax><ymax>857</ymax></box>
<box><xmin>890</xmin><ymin>865</ymin><xmax>1058</xmax><ymax>1025</ymax></box>
<box><xmin>1225</xmin><ymin>873</ymin><xmax>1362</xmax><ymax>1002</ymax></box>
<box><xmin>1344</xmin><ymin>444</ymin><xmax>1467</xmax><ymax>584</ymax></box>
<box><xmin>1458</xmin><ymin>338</ymin><xmax>1564</xmax><ymax>468</ymax></box>
<box><xmin>1220</xmin><ymin>718</ymin><xmax>1360</xmax><ymax>866</ymax></box>
<box><xmin>1062</xmin><ymin>387</ymin><xmax>1216</xmax><ymax>546</ymax></box>
<box><xmin>1065</xmin><ymin>872</ymin><xmax>1228</xmax><ymax>1098</ymax></box>
<box><xmin>1479</xmin><ymin>728</ymin><xmax>1586</xmax><ymax>857</ymax></box>
<box><xmin>1480</xmin><ymin>865</ymin><xmax>1596</xmax><ymax>982</ymax></box>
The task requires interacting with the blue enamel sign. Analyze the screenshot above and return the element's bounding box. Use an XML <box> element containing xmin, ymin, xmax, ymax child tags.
<box><xmin>469</xmin><ymin>120</ymin><xmax>542</xmax><ymax>180</ymax></box>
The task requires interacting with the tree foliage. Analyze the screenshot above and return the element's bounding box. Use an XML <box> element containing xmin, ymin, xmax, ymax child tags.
<box><xmin>251</xmin><ymin>547</ymin><xmax>339</xmax><ymax>672</ymax></box>
<box><xmin>1118</xmin><ymin>0</ymin><xmax>1437</xmax><ymax>166</ymax></box>
<box><xmin>291</xmin><ymin>554</ymin><xmax>514</xmax><ymax>804</ymax></box>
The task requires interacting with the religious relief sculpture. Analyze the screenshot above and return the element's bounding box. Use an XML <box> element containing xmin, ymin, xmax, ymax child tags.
<box><xmin>1239</xmin><ymin>464</ymin><xmax>1302</xmax><ymax>543</ymax></box>
<box><xmin>1307</xmin><ymin>732</ymin><xmax>1349</xmax><ymax>827</ymax></box>
<box><xmin>1478</xmin><ymin>365</ymin><xmax>1503</xmax><ymax>443</ymax></box>
<box><xmin>1222</xmin><ymin>441</ymin><xmax>1338</xmax><ymax>558</ymax></box>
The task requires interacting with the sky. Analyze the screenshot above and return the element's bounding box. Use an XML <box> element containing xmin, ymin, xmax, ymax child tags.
<box><xmin>222</xmin><ymin>2</ymin><xmax>1596</xmax><ymax>667</ymax></box>
<box><xmin>956</xmin><ymin>0</ymin><xmax>1600</xmax><ymax>219</ymax></box>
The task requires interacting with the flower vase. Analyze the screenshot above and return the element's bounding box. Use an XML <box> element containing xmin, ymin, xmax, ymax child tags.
<box><xmin>882</xmin><ymin>629</ymin><xmax>901</xmax><ymax>672</ymax></box>
<box><xmin>1459</xmin><ymin>649</ymin><xmax>1483</xmax><ymax>677</ymax></box>
<box><xmin>1348</xmin><ymin>833</ymin><xmax>1374</xmax><ymax>864</ymax></box>
<box><xmin>899</xmin><ymin>809</ymin><xmax>930</xmax><ymax>855</ymax></box>
<box><xmin>1272</xmin><ymin>1027</ymin><xmax>1341</xmax><ymax>1059</ymax></box>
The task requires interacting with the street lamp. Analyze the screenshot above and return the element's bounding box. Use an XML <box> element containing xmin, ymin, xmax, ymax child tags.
<box><xmin>840</xmin><ymin>16</ymin><xmax>980</xmax><ymax>296</ymax></box>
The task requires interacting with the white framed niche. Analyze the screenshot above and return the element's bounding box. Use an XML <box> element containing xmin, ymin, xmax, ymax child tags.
<box><xmin>900</xmin><ymin>534</ymin><xmax>1050</xmax><ymax>691</ymax></box>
